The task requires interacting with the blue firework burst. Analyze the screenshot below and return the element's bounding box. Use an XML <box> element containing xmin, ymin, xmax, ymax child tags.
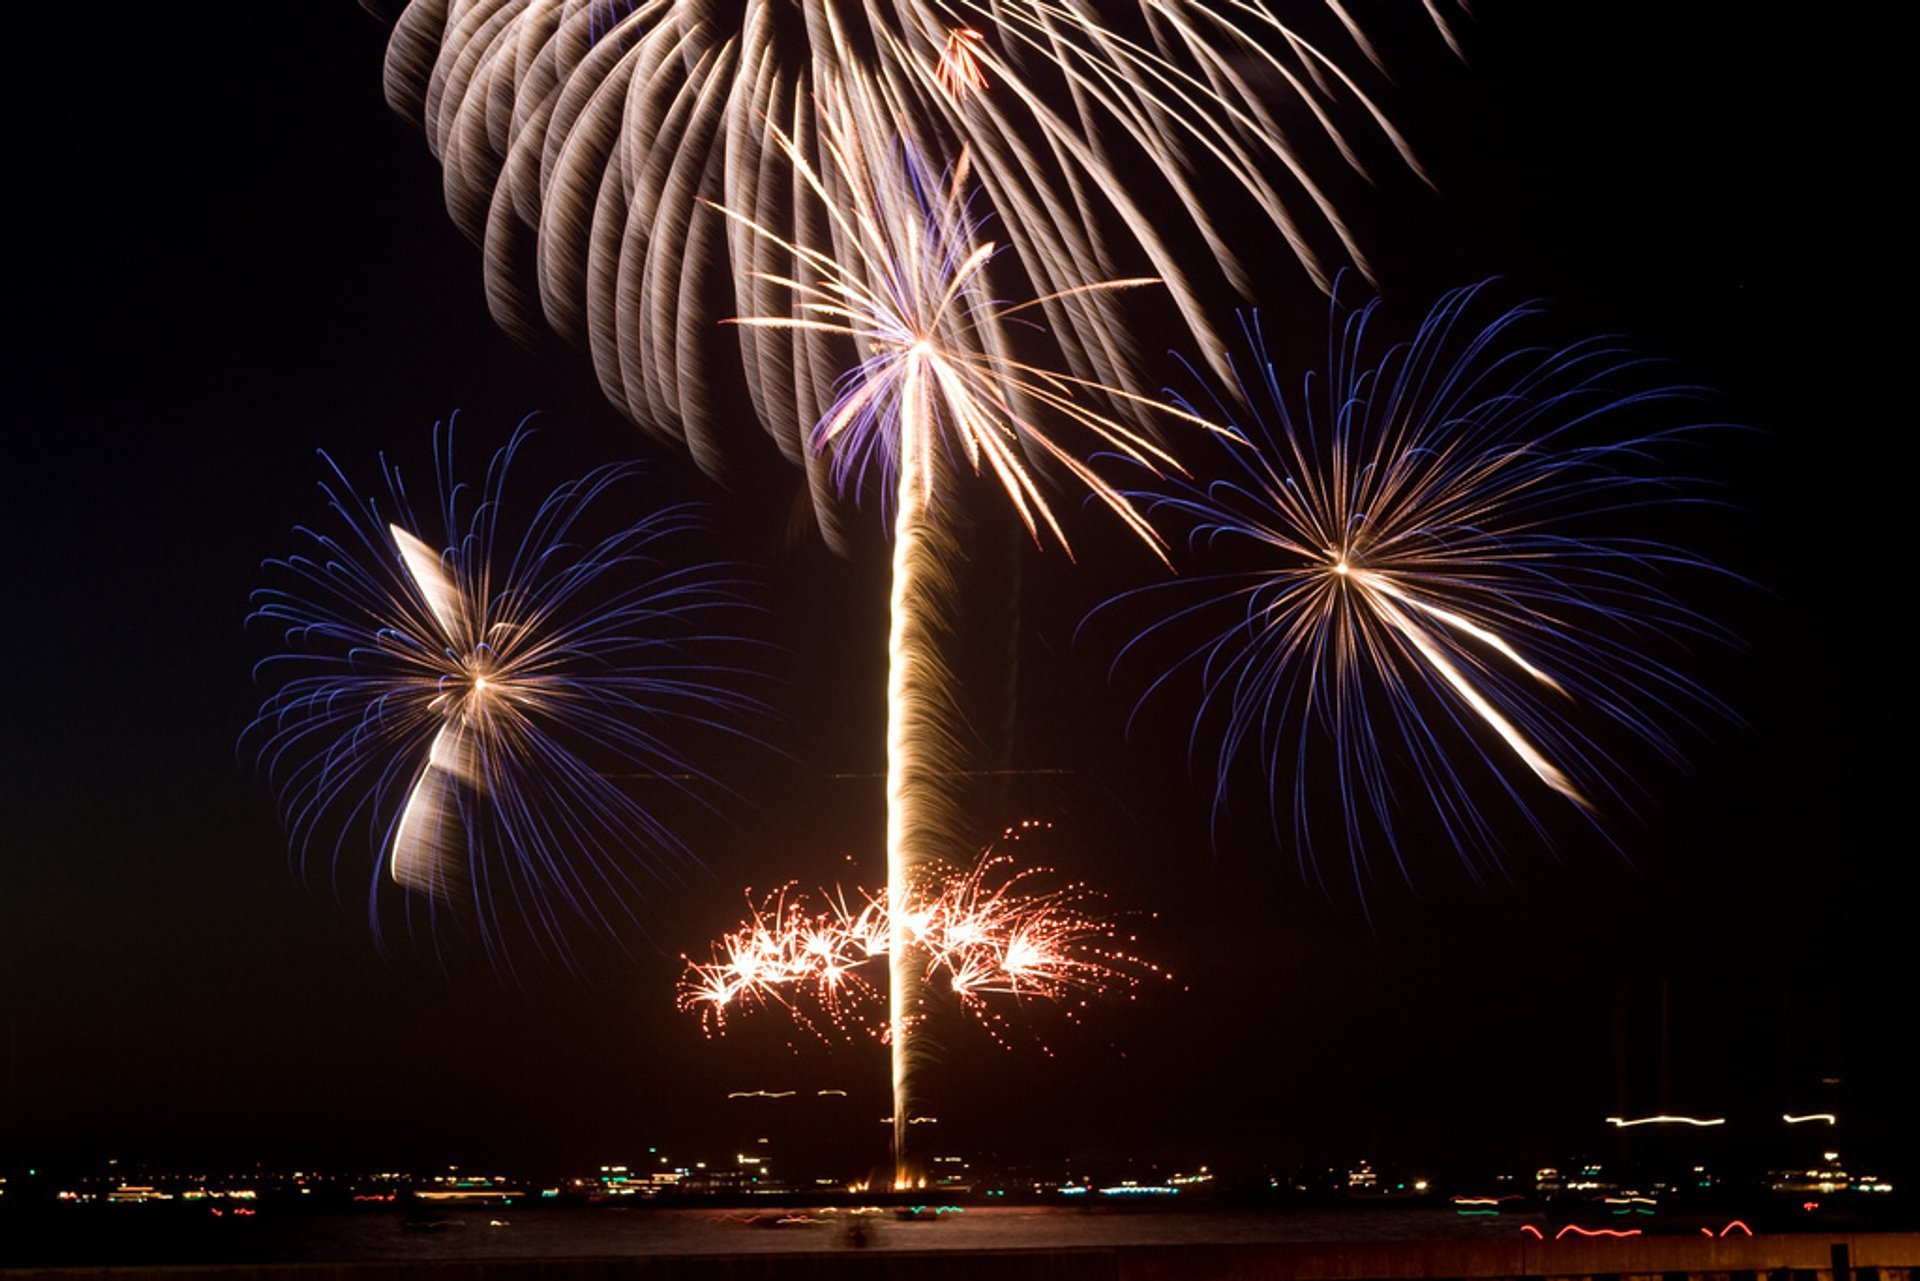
<box><xmin>245</xmin><ymin>420</ymin><xmax>767</xmax><ymax>965</ymax></box>
<box><xmin>1094</xmin><ymin>282</ymin><xmax>1736</xmax><ymax>893</ymax></box>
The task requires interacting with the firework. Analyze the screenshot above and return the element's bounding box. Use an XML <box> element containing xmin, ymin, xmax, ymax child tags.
<box><xmin>679</xmin><ymin>834</ymin><xmax>1161</xmax><ymax>1045</ymax></box>
<box><xmin>245</xmin><ymin>422</ymin><xmax>764</xmax><ymax>965</ymax></box>
<box><xmin>1094</xmin><ymin>282</ymin><xmax>1731</xmax><ymax>892</ymax></box>
<box><xmin>377</xmin><ymin>0</ymin><xmax>1448</xmax><ymax>544</ymax></box>
<box><xmin>716</xmin><ymin>95</ymin><xmax>1214</xmax><ymax>1182</ymax></box>
<box><xmin>717</xmin><ymin>87</ymin><xmax>1212</xmax><ymax>550</ymax></box>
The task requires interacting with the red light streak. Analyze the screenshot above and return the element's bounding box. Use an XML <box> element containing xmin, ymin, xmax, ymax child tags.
<box><xmin>934</xmin><ymin>28</ymin><xmax>991</xmax><ymax>101</ymax></box>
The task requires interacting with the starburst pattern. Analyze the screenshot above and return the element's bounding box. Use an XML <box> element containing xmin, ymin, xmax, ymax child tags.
<box><xmin>1094</xmin><ymin>283</ymin><xmax>1734</xmax><ymax>891</ymax></box>
<box><xmin>246</xmin><ymin>422</ymin><xmax>766</xmax><ymax>963</ymax></box>
<box><xmin>717</xmin><ymin>87</ymin><xmax>1212</xmax><ymax>550</ymax></box>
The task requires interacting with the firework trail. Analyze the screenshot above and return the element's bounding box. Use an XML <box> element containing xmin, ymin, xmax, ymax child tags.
<box><xmin>245</xmin><ymin>422</ymin><xmax>765</xmax><ymax>967</ymax></box>
<box><xmin>716</xmin><ymin>93</ymin><xmax>1213</xmax><ymax>1181</ymax></box>
<box><xmin>679</xmin><ymin>834</ymin><xmax>1162</xmax><ymax>1046</ymax></box>
<box><xmin>1092</xmin><ymin>282</ymin><xmax>1732</xmax><ymax>894</ymax></box>
<box><xmin>376</xmin><ymin>0</ymin><xmax>1450</xmax><ymax>545</ymax></box>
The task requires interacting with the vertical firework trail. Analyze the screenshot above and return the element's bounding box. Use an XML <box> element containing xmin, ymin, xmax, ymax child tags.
<box><xmin>884</xmin><ymin>388</ymin><xmax>938</xmax><ymax>1178</ymax></box>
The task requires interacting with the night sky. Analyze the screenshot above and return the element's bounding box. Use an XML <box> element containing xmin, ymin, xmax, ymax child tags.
<box><xmin>5</xmin><ymin>3</ymin><xmax>1906</xmax><ymax>1187</ymax></box>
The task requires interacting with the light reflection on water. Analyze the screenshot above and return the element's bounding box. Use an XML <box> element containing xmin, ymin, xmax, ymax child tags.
<box><xmin>245</xmin><ymin>1205</ymin><xmax>1537</xmax><ymax>1262</ymax></box>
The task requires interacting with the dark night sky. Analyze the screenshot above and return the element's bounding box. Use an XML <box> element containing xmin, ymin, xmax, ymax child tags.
<box><xmin>4</xmin><ymin>3</ymin><xmax>1907</xmax><ymax>1186</ymax></box>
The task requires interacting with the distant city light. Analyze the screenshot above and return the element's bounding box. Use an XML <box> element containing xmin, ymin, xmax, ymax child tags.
<box><xmin>1605</xmin><ymin>1114</ymin><xmax>1725</xmax><ymax>1128</ymax></box>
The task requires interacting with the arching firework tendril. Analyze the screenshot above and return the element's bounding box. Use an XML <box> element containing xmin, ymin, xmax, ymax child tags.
<box><xmin>377</xmin><ymin>0</ymin><xmax>1451</xmax><ymax>544</ymax></box>
<box><xmin>1091</xmin><ymin>283</ymin><xmax>1735</xmax><ymax>893</ymax></box>
<box><xmin>245</xmin><ymin>422</ymin><xmax>767</xmax><ymax>966</ymax></box>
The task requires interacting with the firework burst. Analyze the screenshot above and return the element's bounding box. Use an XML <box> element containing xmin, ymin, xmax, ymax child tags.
<box><xmin>716</xmin><ymin>83</ymin><xmax>1213</xmax><ymax>552</ymax></box>
<box><xmin>378</xmin><ymin>0</ymin><xmax>1451</xmax><ymax>544</ymax></box>
<box><xmin>245</xmin><ymin>422</ymin><xmax>766</xmax><ymax>965</ymax></box>
<box><xmin>1094</xmin><ymin>283</ymin><xmax>1734</xmax><ymax>893</ymax></box>
<box><xmin>679</xmin><ymin>831</ymin><xmax>1163</xmax><ymax>1047</ymax></box>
